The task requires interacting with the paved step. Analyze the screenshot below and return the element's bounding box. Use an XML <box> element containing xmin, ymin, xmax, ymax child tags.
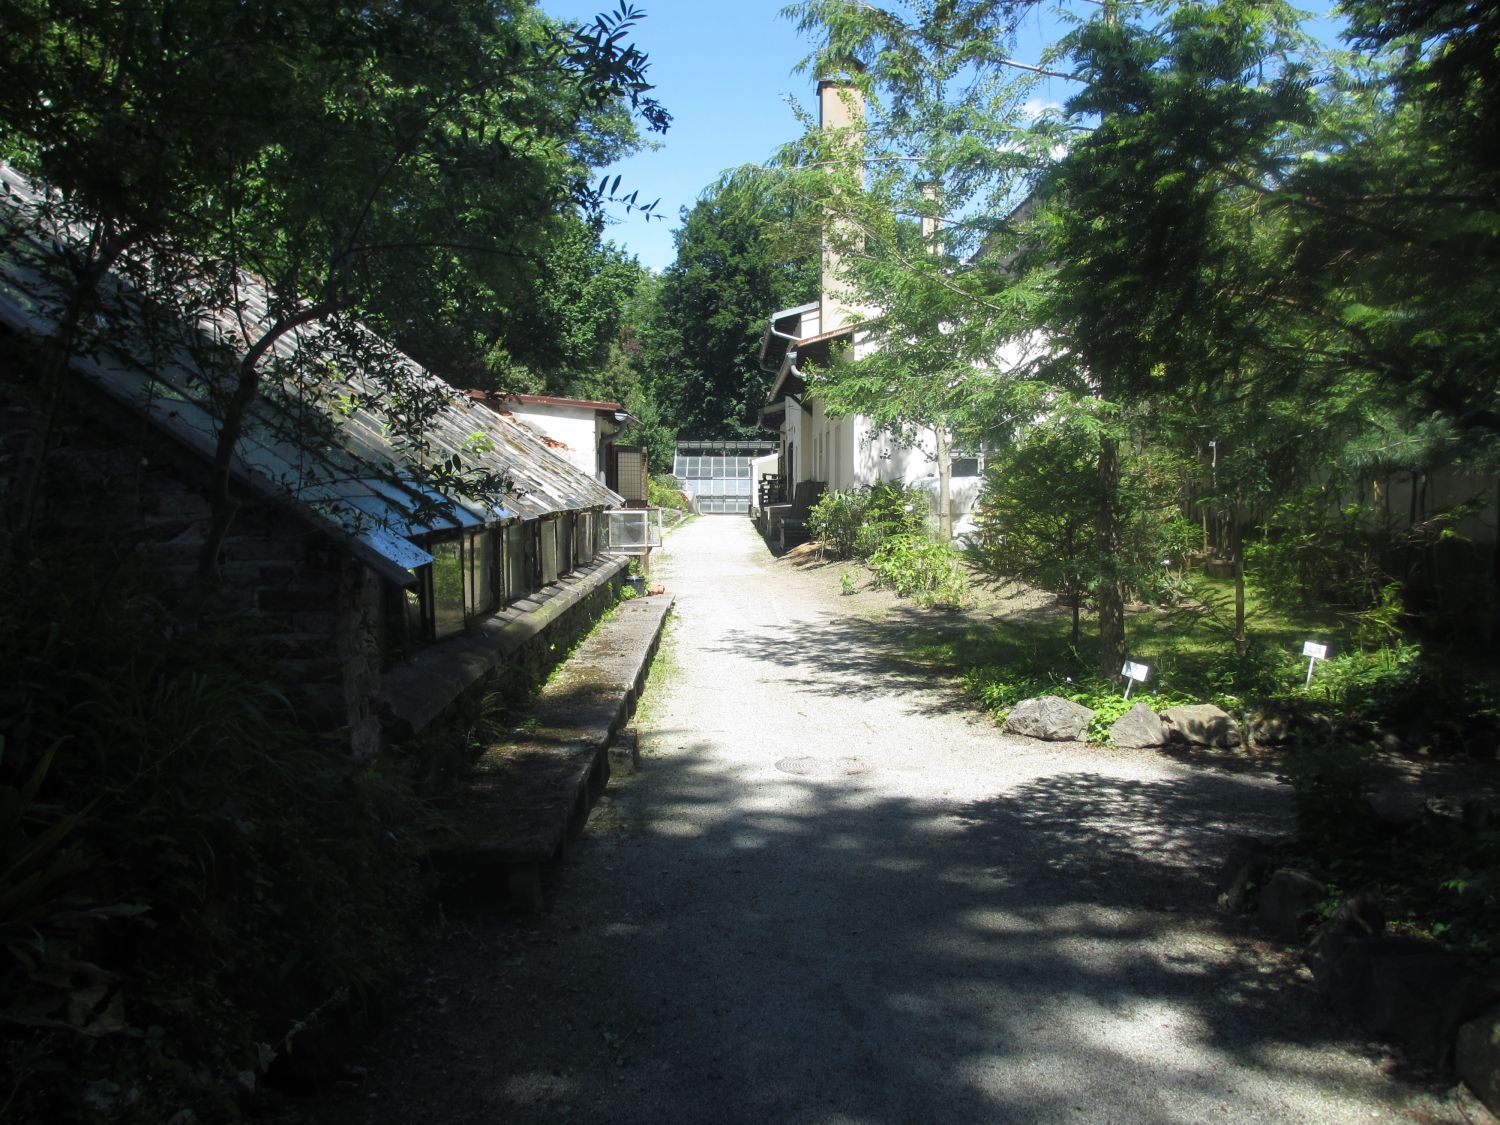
<box><xmin>432</xmin><ymin>593</ymin><xmax>673</xmax><ymax>909</ymax></box>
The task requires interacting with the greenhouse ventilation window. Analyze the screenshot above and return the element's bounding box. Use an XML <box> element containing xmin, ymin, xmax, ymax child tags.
<box><xmin>605</xmin><ymin>508</ymin><xmax>662</xmax><ymax>554</ymax></box>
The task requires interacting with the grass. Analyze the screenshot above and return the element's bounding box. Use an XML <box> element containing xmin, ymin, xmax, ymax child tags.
<box><xmin>632</xmin><ymin>611</ymin><xmax>681</xmax><ymax>738</ymax></box>
<box><xmin>889</xmin><ymin>572</ymin><xmax>1352</xmax><ymax>715</ymax></box>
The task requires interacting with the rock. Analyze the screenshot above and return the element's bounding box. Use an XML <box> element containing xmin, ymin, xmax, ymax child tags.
<box><xmin>1463</xmin><ymin>796</ymin><xmax>1495</xmax><ymax>832</ymax></box>
<box><xmin>1254</xmin><ymin>868</ymin><xmax>1327</xmax><ymax>943</ymax></box>
<box><xmin>1109</xmin><ymin>702</ymin><xmax>1166</xmax><ymax>749</ymax></box>
<box><xmin>1458</xmin><ymin>1006</ymin><xmax>1500</xmax><ymax>1117</ymax></box>
<box><xmin>1307</xmin><ymin>894</ymin><xmax>1385</xmax><ymax>1017</ymax></box>
<box><xmin>1308</xmin><ymin>895</ymin><xmax>1497</xmax><ymax>1064</ymax></box>
<box><xmin>1160</xmin><ymin>704</ymin><xmax>1242</xmax><ymax>749</ymax></box>
<box><xmin>1247</xmin><ymin>709</ymin><xmax>1293</xmax><ymax>746</ymax></box>
<box><xmin>1368</xmin><ymin>789</ymin><xmax>1427</xmax><ymax>833</ymax></box>
<box><xmin>1217</xmin><ymin>836</ymin><xmax>1278</xmax><ymax>914</ymax></box>
<box><xmin>1363</xmin><ymin>952</ymin><xmax>1496</xmax><ymax>1065</ymax></box>
<box><xmin>1003</xmin><ymin>695</ymin><xmax>1094</xmax><ymax>742</ymax></box>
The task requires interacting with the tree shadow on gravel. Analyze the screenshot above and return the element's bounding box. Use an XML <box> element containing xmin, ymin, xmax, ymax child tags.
<box><xmin>705</xmin><ymin>612</ymin><xmax>992</xmax><ymax>718</ymax></box>
<box><xmin>305</xmin><ymin>741</ymin><xmax>1454</xmax><ymax>1125</ymax></box>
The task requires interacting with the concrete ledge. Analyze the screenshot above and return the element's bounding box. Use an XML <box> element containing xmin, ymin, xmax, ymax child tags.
<box><xmin>433</xmin><ymin>592</ymin><xmax>674</xmax><ymax>909</ymax></box>
<box><xmin>379</xmin><ymin>555</ymin><xmax>628</xmax><ymax>738</ymax></box>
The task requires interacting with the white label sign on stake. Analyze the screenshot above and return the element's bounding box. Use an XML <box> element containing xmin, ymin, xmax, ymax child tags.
<box><xmin>1121</xmin><ymin>661</ymin><xmax>1150</xmax><ymax>699</ymax></box>
<box><xmin>1302</xmin><ymin>641</ymin><xmax>1328</xmax><ymax>688</ymax></box>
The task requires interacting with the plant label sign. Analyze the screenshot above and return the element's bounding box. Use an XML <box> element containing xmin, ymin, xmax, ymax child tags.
<box><xmin>1302</xmin><ymin>640</ymin><xmax>1328</xmax><ymax>688</ymax></box>
<box><xmin>1121</xmin><ymin>660</ymin><xmax>1150</xmax><ymax>698</ymax></box>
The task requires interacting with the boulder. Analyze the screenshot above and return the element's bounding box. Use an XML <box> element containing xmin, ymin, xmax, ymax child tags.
<box><xmin>1247</xmin><ymin>709</ymin><xmax>1292</xmax><ymax>747</ymax></box>
<box><xmin>1217</xmin><ymin>836</ymin><xmax>1278</xmax><ymax>914</ymax></box>
<box><xmin>1458</xmin><ymin>1006</ymin><xmax>1500</xmax><ymax>1117</ymax></box>
<box><xmin>1367</xmin><ymin>788</ymin><xmax>1427</xmax><ymax>834</ymax></box>
<box><xmin>1308</xmin><ymin>895</ymin><xmax>1496</xmax><ymax>1064</ymax></box>
<box><xmin>1306</xmin><ymin>894</ymin><xmax>1385</xmax><ymax>1017</ymax></box>
<box><xmin>1255</xmin><ymin>867</ymin><xmax>1326</xmax><ymax>943</ymax></box>
<box><xmin>1363</xmin><ymin>952</ymin><xmax>1496</xmax><ymax>1065</ymax></box>
<box><xmin>1160</xmin><ymin>703</ymin><xmax>1242</xmax><ymax>749</ymax></box>
<box><xmin>1003</xmin><ymin>695</ymin><xmax>1094</xmax><ymax>742</ymax></box>
<box><xmin>1109</xmin><ymin>702</ymin><xmax>1166</xmax><ymax>749</ymax></box>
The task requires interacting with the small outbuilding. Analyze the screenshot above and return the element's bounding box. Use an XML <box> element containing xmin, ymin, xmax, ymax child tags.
<box><xmin>0</xmin><ymin>162</ymin><xmax>631</xmax><ymax>755</ymax></box>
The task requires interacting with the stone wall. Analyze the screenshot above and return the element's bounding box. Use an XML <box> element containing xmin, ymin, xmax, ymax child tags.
<box><xmin>0</xmin><ymin>360</ymin><xmax>384</xmax><ymax>742</ymax></box>
<box><xmin>3</xmin><ymin>353</ymin><xmax>628</xmax><ymax>760</ymax></box>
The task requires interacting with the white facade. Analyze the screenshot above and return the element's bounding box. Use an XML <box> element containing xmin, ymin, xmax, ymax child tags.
<box><xmin>468</xmin><ymin>392</ymin><xmax>640</xmax><ymax>488</ymax></box>
<box><xmin>508</xmin><ymin>401</ymin><xmax>601</xmax><ymax>479</ymax></box>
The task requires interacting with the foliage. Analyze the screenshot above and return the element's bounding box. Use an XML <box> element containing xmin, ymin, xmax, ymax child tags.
<box><xmin>1280</xmin><ymin>733</ymin><xmax>1375</xmax><ymax>847</ymax></box>
<box><xmin>0</xmin><ymin>0</ymin><xmax>670</xmax><ymax>599</ymax></box>
<box><xmin>784</xmin><ymin>0</ymin><xmax>1045</xmax><ymax>541</ymax></box>
<box><xmin>1276</xmin><ymin>2</ymin><xmax>1500</xmax><ymax>462</ymax></box>
<box><xmin>806</xmin><ymin>482</ymin><xmax>929</xmax><ymax>560</ymax></box>
<box><xmin>970</xmin><ymin>422</ymin><xmax>1199</xmax><ymax>643</ymax></box>
<box><xmin>648</xmin><ymin>473</ymin><xmax>693</xmax><ymax>512</ymax></box>
<box><xmin>0</xmin><ymin>550</ymin><xmax>435</xmax><ymax>1122</ymax></box>
<box><xmin>868</xmin><ymin>534</ymin><xmax>968</xmax><ymax>606</ymax></box>
<box><xmin>968</xmin><ymin>423</ymin><xmax>1098</xmax><ymax>643</ymax></box>
<box><xmin>640</xmin><ymin>170</ymin><xmax>818</xmax><ymax>439</ymax></box>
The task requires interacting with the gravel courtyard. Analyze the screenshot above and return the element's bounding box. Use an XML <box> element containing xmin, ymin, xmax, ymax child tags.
<box><xmin>313</xmin><ymin>515</ymin><xmax>1469</xmax><ymax>1124</ymax></box>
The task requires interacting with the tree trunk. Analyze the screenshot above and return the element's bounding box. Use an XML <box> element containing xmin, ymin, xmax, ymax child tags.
<box><xmin>1096</xmin><ymin>433</ymin><xmax>1126</xmax><ymax>678</ymax></box>
<box><xmin>10</xmin><ymin>225</ymin><xmax>139</xmax><ymax>562</ymax></box>
<box><xmin>933</xmin><ymin>424</ymin><xmax>952</xmax><ymax>542</ymax></box>
<box><xmin>1231</xmin><ymin>507</ymin><xmax>1247</xmax><ymax>655</ymax></box>
<box><xmin>184</xmin><ymin>298</ymin><xmax>345</xmax><ymax>616</ymax></box>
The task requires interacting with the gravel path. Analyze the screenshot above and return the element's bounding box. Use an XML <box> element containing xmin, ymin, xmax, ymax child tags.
<box><xmin>314</xmin><ymin>516</ymin><xmax>1466</xmax><ymax>1124</ymax></box>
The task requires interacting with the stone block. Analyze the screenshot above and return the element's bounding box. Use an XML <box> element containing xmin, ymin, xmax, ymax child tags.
<box><xmin>1255</xmin><ymin>867</ymin><xmax>1327</xmax><ymax>943</ymax></box>
<box><xmin>1307</xmin><ymin>894</ymin><xmax>1385</xmax><ymax>1015</ymax></box>
<box><xmin>609</xmin><ymin>727</ymin><xmax>640</xmax><ymax>775</ymax></box>
<box><xmin>1458</xmin><ymin>1007</ymin><xmax>1500</xmax><ymax>1116</ymax></box>
<box><xmin>1217</xmin><ymin>835</ymin><xmax>1278</xmax><ymax>913</ymax></box>
<box><xmin>1161</xmin><ymin>703</ymin><xmax>1242</xmax><ymax>749</ymax></box>
<box><xmin>1003</xmin><ymin>695</ymin><xmax>1094</xmax><ymax>742</ymax></box>
<box><xmin>1363</xmin><ymin>952</ymin><xmax>1494</xmax><ymax>1065</ymax></box>
<box><xmin>1109</xmin><ymin>702</ymin><xmax>1166</xmax><ymax>748</ymax></box>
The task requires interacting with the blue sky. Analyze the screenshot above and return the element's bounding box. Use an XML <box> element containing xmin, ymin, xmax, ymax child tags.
<box><xmin>540</xmin><ymin>0</ymin><xmax>820</xmax><ymax>271</ymax></box>
<box><xmin>540</xmin><ymin>1</ymin><xmax>1346</xmax><ymax>272</ymax></box>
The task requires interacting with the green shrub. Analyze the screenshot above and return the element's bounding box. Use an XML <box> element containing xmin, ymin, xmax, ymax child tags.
<box><xmin>868</xmin><ymin>534</ymin><xmax>968</xmax><ymax>606</ymax></box>
<box><xmin>807</xmin><ymin>483</ymin><xmax>929</xmax><ymax>560</ymax></box>
<box><xmin>648</xmin><ymin>473</ymin><xmax>692</xmax><ymax>511</ymax></box>
<box><xmin>1280</xmin><ymin>732</ymin><xmax>1373</xmax><ymax>846</ymax></box>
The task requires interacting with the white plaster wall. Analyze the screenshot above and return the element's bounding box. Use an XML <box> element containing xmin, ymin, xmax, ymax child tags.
<box><xmin>750</xmin><ymin>452</ymin><xmax>779</xmax><ymax>510</ymax></box>
<box><xmin>510</xmin><ymin>405</ymin><xmax>599</xmax><ymax>480</ymax></box>
<box><xmin>784</xmin><ymin>396</ymin><xmax>804</xmax><ymax>485</ymax></box>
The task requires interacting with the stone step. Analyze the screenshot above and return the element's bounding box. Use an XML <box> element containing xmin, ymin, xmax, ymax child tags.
<box><xmin>431</xmin><ymin>593</ymin><xmax>673</xmax><ymax>910</ymax></box>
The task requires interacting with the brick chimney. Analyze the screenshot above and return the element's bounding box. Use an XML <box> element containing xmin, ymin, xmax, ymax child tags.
<box><xmin>818</xmin><ymin>65</ymin><xmax>865</xmax><ymax>335</ymax></box>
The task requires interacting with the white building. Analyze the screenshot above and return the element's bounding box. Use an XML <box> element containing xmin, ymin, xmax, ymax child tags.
<box><xmin>468</xmin><ymin>391</ymin><xmax>648</xmax><ymax>506</ymax></box>
<box><xmin>754</xmin><ymin>74</ymin><xmax>985</xmax><ymax>541</ymax></box>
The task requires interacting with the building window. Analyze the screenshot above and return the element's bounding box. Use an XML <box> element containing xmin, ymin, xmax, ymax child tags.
<box><xmin>556</xmin><ymin>511</ymin><xmax>574</xmax><ymax>575</ymax></box>
<box><xmin>467</xmin><ymin>528</ymin><xmax>498</xmax><ymax>617</ymax></box>
<box><xmin>576</xmin><ymin>511</ymin><xmax>594</xmax><ymax>566</ymax></box>
<box><xmin>428</xmin><ymin>538</ymin><xmax>467</xmax><ymax>640</ymax></box>
<box><xmin>540</xmin><ymin>517</ymin><xmax>560</xmax><ymax>585</ymax></box>
<box><xmin>505</xmin><ymin>521</ymin><xmax>528</xmax><ymax>604</ymax></box>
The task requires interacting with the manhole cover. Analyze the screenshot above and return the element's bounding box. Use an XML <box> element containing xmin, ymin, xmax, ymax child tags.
<box><xmin>774</xmin><ymin>756</ymin><xmax>870</xmax><ymax>777</ymax></box>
